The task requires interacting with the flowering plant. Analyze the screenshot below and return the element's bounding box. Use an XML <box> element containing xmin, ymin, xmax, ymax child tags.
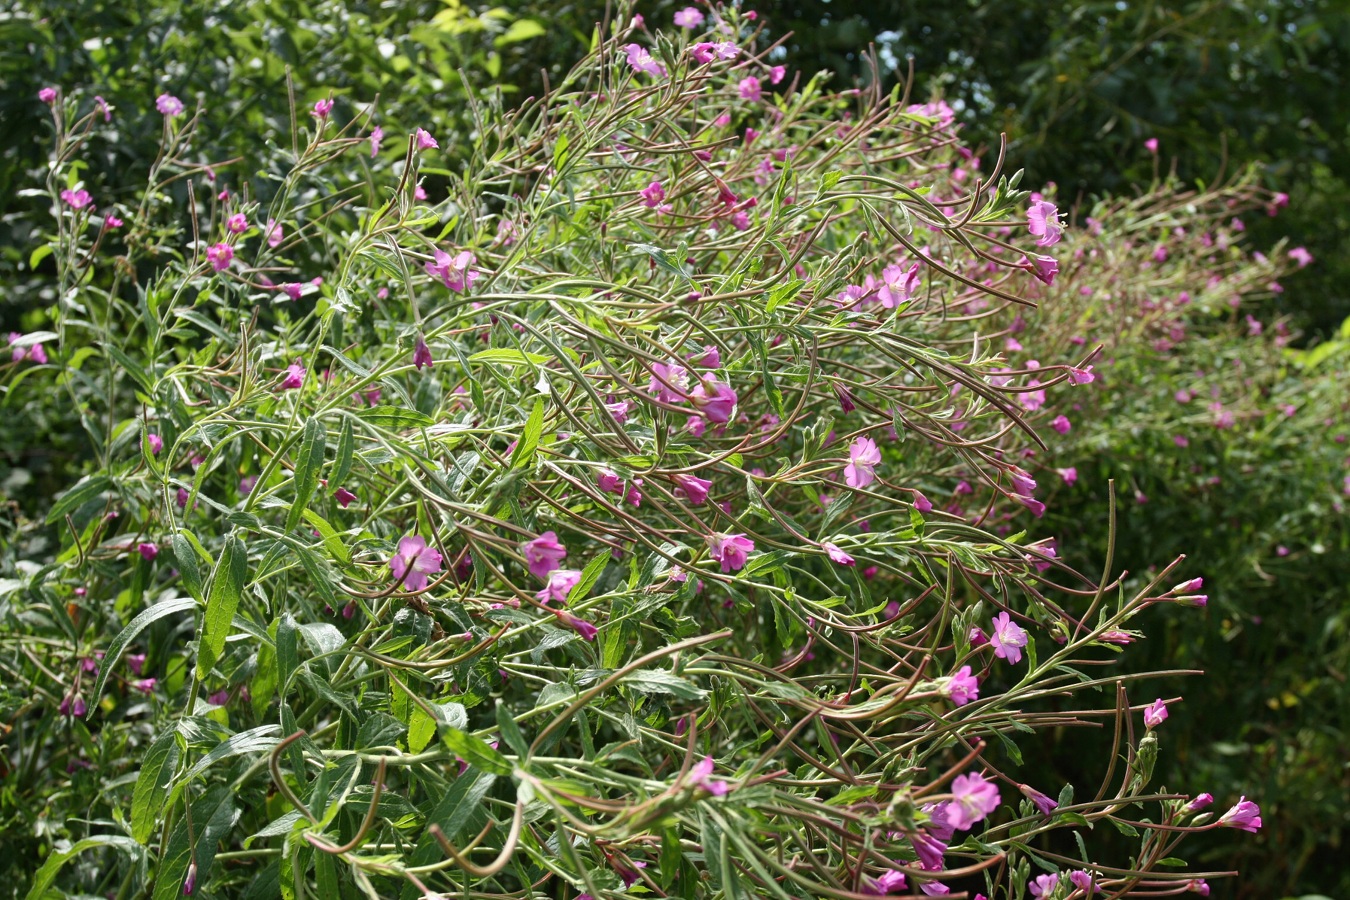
<box><xmin>2</xmin><ymin>5</ymin><xmax>1267</xmax><ymax>899</ymax></box>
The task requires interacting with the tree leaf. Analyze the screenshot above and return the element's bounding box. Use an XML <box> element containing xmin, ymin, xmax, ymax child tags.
<box><xmin>285</xmin><ymin>417</ymin><xmax>326</xmax><ymax>532</ymax></box>
<box><xmin>198</xmin><ymin>535</ymin><xmax>248</xmax><ymax>678</ymax></box>
<box><xmin>87</xmin><ymin>596</ymin><xmax>197</xmax><ymax>714</ymax></box>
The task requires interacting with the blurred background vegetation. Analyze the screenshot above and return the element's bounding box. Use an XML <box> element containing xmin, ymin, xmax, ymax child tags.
<box><xmin>2</xmin><ymin>1</ymin><xmax>1346</xmax><ymax>897</ymax></box>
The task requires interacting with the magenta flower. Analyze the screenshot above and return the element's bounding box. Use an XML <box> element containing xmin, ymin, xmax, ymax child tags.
<box><xmin>624</xmin><ymin>43</ymin><xmax>666</xmax><ymax>78</ymax></box>
<box><xmin>913</xmin><ymin>490</ymin><xmax>933</xmax><ymax>513</ymax></box>
<box><xmin>688</xmin><ymin>345</ymin><xmax>721</xmax><ymax>369</ymax></box>
<box><xmin>1145</xmin><ymin>137</ymin><xmax>1159</xmax><ymax>154</ymax></box>
<box><xmin>1050</xmin><ymin>414</ymin><xmax>1071</xmax><ymax>435</ymax></box>
<box><xmin>691</xmin><ymin>40</ymin><xmax>738</xmax><ymax>63</ymax></box>
<box><xmin>942</xmin><ymin>665</ymin><xmax>979</xmax><ymax>706</ymax></box>
<box><xmin>1069</xmin><ymin>870</ymin><xmax>1102</xmax><ymax>894</ymax></box>
<box><xmin>127</xmin><ymin>654</ymin><xmax>146</xmax><ymax>675</ymax></box>
<box><xmin>60</xmin><ymin>189</ymin><xmax>92</xmax><ymax>210</ymax></box>
<box><xmin>673</xmin><ymin>6</ymin><xmax>704</xmax><ymax>27</ymax></box>
<box><xmin>39</xmin><ymin>87</ymin><xmax>58</xmax><ymax>104</ymax></box>
<box><xmin>1218</xmin><ymin>796</ymin><xmax>1262</xmax><ymax>832</ymax></box>
<box><xmin>844</xmin><ymin>436</ymin><xmax>882</xmax><ymax>488</ymax></box>
<box><xmin>770</xmin><ymin>65</ymin><xmax>787</xmax><ymax>84</ymax></box>
<box><xmin>1020</xmin><ymin>784</ymin><xmax>1058</xmax><ymax>815</ymax></box>
<box><xmin>556</xmin><ymin>610</ymin><xmax>599</xmax><ymax>641</ymax></box>
<box><xmin>878</xmin><ymin>261</ymin><xmax>921</xmax><ymax>308</ymax></box>
<box><xmin>824</xmin><ymin>542</ymin><xmax>855</xmax><ymax>566</ymax></box>
<box><xmin>1067</xmin><ymin>365</ymin><xmax>1095</xmax><ymax>385</ymax></box>
<box><xmin>1028</xmin><ymin>874</ymin><xmax>1059</xmax><ymax>899</ymax></box>
<box><xmin>312</xmin><ymin>98</ymin><xmax>333</xmax><ymax>119</ymax></box>
<box><xmin>690</xmin><ymin>755</ymin><xmax>730</xmax><ymax>795</ymax></box>
<box><xmin>707</xmin><ymin>532</ymin><xmax>754</xmax><ymax>573</ymax></box>
<box><xmin>597</xmin><ymin>469</ymin><xmax>623</xmax><ymax>495</ymax></box>
<box><xmin>1288</xmin><ymin>246</ymin><xmax>1313</xmax><ymax>267</ymax></box>
<box><xmin>1187</xmin><ymin>792</ymin><xmax>1214</xmax><ymax>812</ymax></box>
<box><xmin>133</xmin><ymin>678</ymin><xmax>157</xmax><ymax>694</ymax></box>
<box><xmin>536</xmin><ymin>569</ymin><xmax>582</xmax><ymax>605</ymax></box>
<box><xmin>415</xmin><ymin>128</ymin><xmax>438</xmax><ymax>149</ymax></box>
<box><xmin>864</xmin><ymin>869</ymin><xmax>908</xmax><ymax>895</ymax></box>
<box><xmin>648</xmin><ymin>360</ymin><xmax>689</xmax><ymax>402</ymax></box>
<box><xmin>674</xmin><ymin>474</ymin><xmax>712</xmax><ymax>505</ymax></box>
<box><xmin>691</xmin><ymin>374</ymin><xmax>737</xmax><ymax>423</ymax></box>
<box><xmin>738</xmin><ymin>76</ymin><xmax>762</xmax><ymax>102</ymax></box>
<box><xmin>226</xmin><ymin>213</ymin><xmax>248</xmax><ymax>234</ymax></box>
<box><xmin>334</xmin><ymin>488</ymin><xmax>357</xmax><ymax>508</ymax></box>
<box><xmin>640</xmin><ymin>181</ymin><xmax>666</xmax><ymax>208</ymax></box>
<box><xmin>919</xmin><ymin>882</ymin><xmax>950</xmax><ymax>896</ymax></box>
<box><xmin>624</xmin><ymin>478</ymin><xmax>644</xmax><ymax>507</ymax></box>
<box><xmin>910</xmin><ymin>827</ymin><xmax>947</xmax><ymax>871</ymax></box>
<box><xmin>1057</xmin><ymin>467</ymin><xmax>1078</xmax><ymax>485</ymax></box>
<box><xmin>1027</xmin><ymin>200</ymin><xmax>1062</xmax><ymax>247</ymax></box>
<box><xmin>1026</xmin><ymin>253</ymin><xmax>1059</xmax><ymax>285</ymax></box>
<box><xmin>1171</xmin><ymin>576</ymin><xmax>1202</xmax><ymax>594</ymax></box>
<box><xmin>990</xmin><ymin>611</ymin><xmax>1029</xmax><ymax>664</ymax></box>
<box><xmin>369</xmin><ymin>125</ymin><xmax>383</xmax><ymax>157</ymax></box>
<box><xmin>156</xmin><ymin>93</ymin><xmax>185</xmax><ymax>117</ymax></box>
<box><xmin>413</xmin><ymin>336</ymin><xmax>434</xmax><ymax>370</ymax></box>
<box><xmin>948</xmin><ymin>771</ymin><xmax>1000</xmax><ymax>830</ymax></box>
<box><xmin>138</xmin><ymin>542</ymin><xmax>159</xmax><ymax>561</ymax></box>
<box><xmin>146</xmin><ymin>433</ymin><xmax>163</xmax><ymax>455</ymax></box>
<box><xmin>523</xmin><ymin>531</ymin><xmax>567</xmax><ymax>579</ymax></box>
<box><xmin>1145</xmin><ymin>698</ymin><xmax>1171</xmax><ymax>729</ymax></box>
<box><xmin>280</xmin><ymin>363</ymin><xmax>305</xmax><ymax>390</ymax></box>
<box><xmin>105</xmin><ymin>214</ymin><xmax>123</xmax><ymax>229</ymax></box>
<box><xmin>205</xmin><ymin>243</ymin><xmax>234</xmax><ymax>272</ymax></box>
<box><xmin>265</xmin><ymin>218</ymin><xmax>284</xmax><ymax>248</ymax></box>
<box><xmin>388</xmin><ymin>535</ymin><xmax>444</xmax><ymax>592</ymax></box>
<box><xmin>1187</xmin><ymin>879</ymin><xmax>1210</xmax><ymax>896</ymax></box>
<box><xmin>425</xmin><ymin>249</ymin><xmax>479</xmax><ymax>293</ymax></box>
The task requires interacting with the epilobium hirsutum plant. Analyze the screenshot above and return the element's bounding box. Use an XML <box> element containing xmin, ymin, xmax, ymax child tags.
<box><xmin>7</xmin><ymin>4</ymin><xmax>1265</xmax><ymax>898</ymax></box>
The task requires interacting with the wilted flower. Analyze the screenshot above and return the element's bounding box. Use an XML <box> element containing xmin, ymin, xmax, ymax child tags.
<box><xmin>413</xmin><ymin>336</ymin><xmax>434</xmax><ymax>370</ymax></box>
<box><xmin>334</xmin><ymin>488</ymin><xmax>357</xmax><ymax>508</ymax></box>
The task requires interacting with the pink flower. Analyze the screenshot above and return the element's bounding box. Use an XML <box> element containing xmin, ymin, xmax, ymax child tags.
<box><xmin>640</xmin><ymin>181</ymin><xmax>666</xmax><ymax>208</ymax></box>
<box><xmin>536</xmin><ymin>569</ymin><xmax>582</xmax><ymax>605</ymax></box>
<box><xmin>1187</xmin><ymin>792</ymin><xmax>1214</xmax><ymax>812</ymax></box>
<box><xmin>624</xmin><ymin>43</ymin><xmax>666</xmax><ymax>78</ymax></box>
<box><xmin>1144</xmin><ymin>698</ymin><xmax>1169</xmax><ymax>728</ymax></box>
<box><xmin>738</xmin><ymin>76</ymin><xmax>762</xmax><ymax>101</ymax></box>
<box><xmin>691</xmin><ymin>42</ymin><xmax>717</xmax><ymax>63</ymax></box>
<box><xmin>1050</xmin><ymin>414</ymin><xmax>1071</xmax><ymax>435</ymax></box>
<box><xmin>39</xmin><ymin>87</ymin><xmax>58</xmax><ymax>104</ymax></box>
<box><xmin>425</xmin><ymin>249</ymin><xmax>479</xmax><ymax>293</ymax></box>
<box><xmin>556</xmin><ymin>610</ymin><xmax>598</xmax><ymax>640</ymax></box>
<box><xmin>707</xmin><ymin>532</ymin><xmax>754</xmax><ymax>573</ymax></box>
<box><xmin>913</xmin><ymin>490</ymin><xmax>933</xmax><ymax>513</ymax></box>
<box><xmin>311</xmin><ymin>98</ymin><xmax>333</xmax><ymax>119</ymax></box>
<box><xmin>205</xmin><ymin>243</ymin><xmax>234</xmax><ymax>272</ymax></box>
<box><xmin>1069</xmin><ymin>870</ymin><xmax>1102</xmax><ymax>894</ymax></box>
<box><xmin>1067</xmin><ymin>365</ymin><xmax>1095</xmax><ymax>385</ymax></box>
<box><xmin>673</xmin><ymin>6</ymin><xmax>704</xmax><ymax>28</ymax></box>
<box><xmin>334</xmin><ymin>488</ymin><xmax>357</xmax><ymax>508</ymax></box>
<box><xmin>948</xmin><ymin>771</ymin><xmax>1000</xmax><ymax>830</ymax></box>
<box><xmin>648</xmin><ymin>360</ymin><xmax>689</xmax><ymax>402</ymax></box>
<box><xmin>864</xmin><ymin>869</ymin><xmax>908</xmax><ymax>895</ymax></box>
<box><xmin>942</xmin><ymin>665</ymin><xmax>979</xmax><ymax>706</ymax></box>
<box><xmin>144</xmin><ymin>433</ymin><xmax>163</xmax><ymax>455</ymax></box>
<box><xmin>369</xmin><ymin>125</ymin><xmax>383</xmax><ymax>158</ymax></box>
<box><xmin>265</xmin><ymin>219</ymin><xmax>283</xmax><ymax>248</ymax></box>
<box><xmin>133</xmin><ymin>678</ymin><xmax>157</xmax><ymax>694</ymax></box>
<box><xmin>1028</xmin><ymin>874</ymin><xmax>1059</xmax><ymax>899</ymax></box>
<box><xmin>691</xmin><ymin>374</ymin><xmax>737</xmax><ymax>423</ymax></box>
<box><xmin>824</xmin><ymin>542</ymin><xmax>855</xmax><ymax>566</ymax></box>
<box><xmin>138</xmin><ymin>542</ymin><xmax>159</xmax><ymax>561</ymax></box>
<box><xmin>990</xmin><ymin>611</ymin><xmax>1029</xmax><ymax>664</ymax></box>
<box><xmin>1027</xmin><ymin>200</ymin><xmax>1062</xmax><ymax>247</ymax></box>
<box><xmin>60</xmin><ymin>189</ymin><xmax>92</xmax><ymax>210</ymax></box>
<box><xmin>523</xmin><ymin>531</ymin><xmax>567</xmax><ymax>579</ymax></box>
<box><xmin>413</xmin><ymin>336</ymin><xmax>434</xmax><ymax>370</ymax></box>
<box><xmin>844</xmin><ymin>436</ymin><xmax>882</xmax><ymax>488</ymax></box>
<box><xmin>689</xmin><ymin>345</ymin><xmax>721</xmax><ymax>368</ymax></box>
<box><xmin>1026</xmin><ymin>253</ymin><xmax>1059</xmax><ymax>285</ymax></box>
<box><xmin>176</xmin><ymin>487</ymin><xmax>189</xmax><ymax>508</ymax></box>
<box><xmin>1188</xmin><ymin>879</ymin><xmax>1210</xmax><ymax>896</ymax></box>
<box><xmin>1218</xmin><ymin>796</ymin><xmax>1262</xmax><ymax>832</ymax></box>
<box><xmin>1288</xmin><ymin>246</ymin><xmax>1313</xmax><ymax>267</ymax></box>
<box><xmin>1020</xmin><ymin>784</ymin><xmax>1058</xmax><ymax>815</ymax></box>
<box><xmin>105</xmin><ymin>214</ymin><xmax>123</xmax><ymax>229</ymax></box>
<box><xmin>126</xmin><ymin>654</ymin><xmax>146</xmax><ymax>675</ymax></box>
<box><xmin>625</xmin><ymin>478</ymin><xmax>644</xmax><ymax>507</ymax></box>
<box><xmin>226</xmin><ymin>213</ymin><xmax>248</xmax><ymax>234</ymax></box>
<box><xmin>388</xmin><ymin>535</ymin><xmax>444</xmax><ymax>592</ymax></box>
<box><xmin>674</xmin><ymin>474</ymin><xmax>712</xmax><ymax>505</ymax></box>
<box><xmin>415</xmin><ymin>128</ymin><xmax>438</xmax><ymax>149</ymax></box>
<box><xmin>1057</xmin><ymin>467</ymin><xmax>1078</xmax><ymax>485</ymax></box>
<box><xmin>156</xmin><ymin>93</ymin><xmax>185</xmax><ymax>117</ymax></box>
<box><xmin>1145</xmin><ymin>137</ymin><xmax>1159</xmax><ymax>154</ymax></box>
<box><xmin>878</xmin><ymin>261</ymin><xmax>921</xmax><ymax>307</ymax></box>
<box><xmin>919</xmin><ymin>882</ymin><xmax>950</xmax><ymax>896</ymax></box>
<box><xmin>690</xmin><ymin>755</ymin><xmax>730</xmax><ymax>795</ymax></box>
<box><xmin>770</xmin><ymin>65</ymin><xmax>787</xmax><ymax>84</ymax></box>
<box><xmin>597</xmin><ymin>469</ymin><xmax>624</xmax><ymax>495</ymax></box>
<box><xmin>280</xmin><ymin>363</ymin><xmax>305</xmax><ymax>390</ymax></box>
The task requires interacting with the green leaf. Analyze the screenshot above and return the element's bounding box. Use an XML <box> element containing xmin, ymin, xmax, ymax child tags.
<box><xmin>171</xmin><ymin>533</ymin><xmax>203</xmax><ymax>602</ymax></box>
<box><xmin>285</xmin><ymin>417</ymin><xmax>326</xmax><ymax>532</ymax></box>
<box><xmin>182</xmin><ymin>725</ymin><xmax>281</xmax><ymax>782</ymax></box>
<box><xmin>25</xmin><ymin>835</ymin><xmax>142</xmax><ymax>900</ymax></box>
<box><xmin>1156</xmin><ymin>857</ymin><xmax>1189</xmax><ymax>867</ymax></box>
<box><xmin>131</xmin><ymin>730</ymin><xmax>181</xmax><ymax>843</ymax></box>
<box><xmin>151</xmin><ymin>785</ymin><xmax>238</xmax><ymax>900</ymax></box>
<box><xmin>46</xmin><ymin>474</ymin><xmax>113</xmax><ymax>524</ymax></box>
<box><xmin>621</xmin><ymin>669</ymin><xmax>706</xmax><ymax>700</ymax></box>
<box><xmin>468</xmin><ymin>348</ymin><xmax>550</xmax><ymax>367</ymax></box>
<box><xmin>87</xmin><ymin>597</ymin><xmax>197</xmax><ymax>713</ymax></box>
<box><xmin>572</xmin><ymin>551</ymin><xmax>609</xmax><ymax>602</ymax></box>
<box><xmin>355</xmin><ymin>406</ymin><xmax>434</xmax><ymax>429</ymax></box>
<box><xmin>496</xmin><ymin>18</ymin><xmax>545</xmax><ymax>45</ymax></box>
<box><xmin>29</xmin><ymin>243</ymin><xmax>53</xmax><ymax>270</ymax></box>
<box><xmin>330</xmin><ymin>417</ymin><xmax>355</xmax><ymax>486</ymax></box>
<box><xmin>439</xmin><ymin>727</ymin><xmax>514</xmax><ymax>776</ymax></box>
<box><xmin>510</xmin><ymin>398</ymin><xmax>545</xmax><ymax>469</ymax></box>
<box><xmin>198</xmin><ymin>535</ymin><xmax>248</xmax><ymax>678</ymax></box>
<box><xmin>302</xmin><ymin>510</ymin><xmax>351</xmax><ymax>565</ymax></box>
<box><xmin>495</xmin><ymin>700</ymin><xmax>528</xmax><ymax>757</ymax></box>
